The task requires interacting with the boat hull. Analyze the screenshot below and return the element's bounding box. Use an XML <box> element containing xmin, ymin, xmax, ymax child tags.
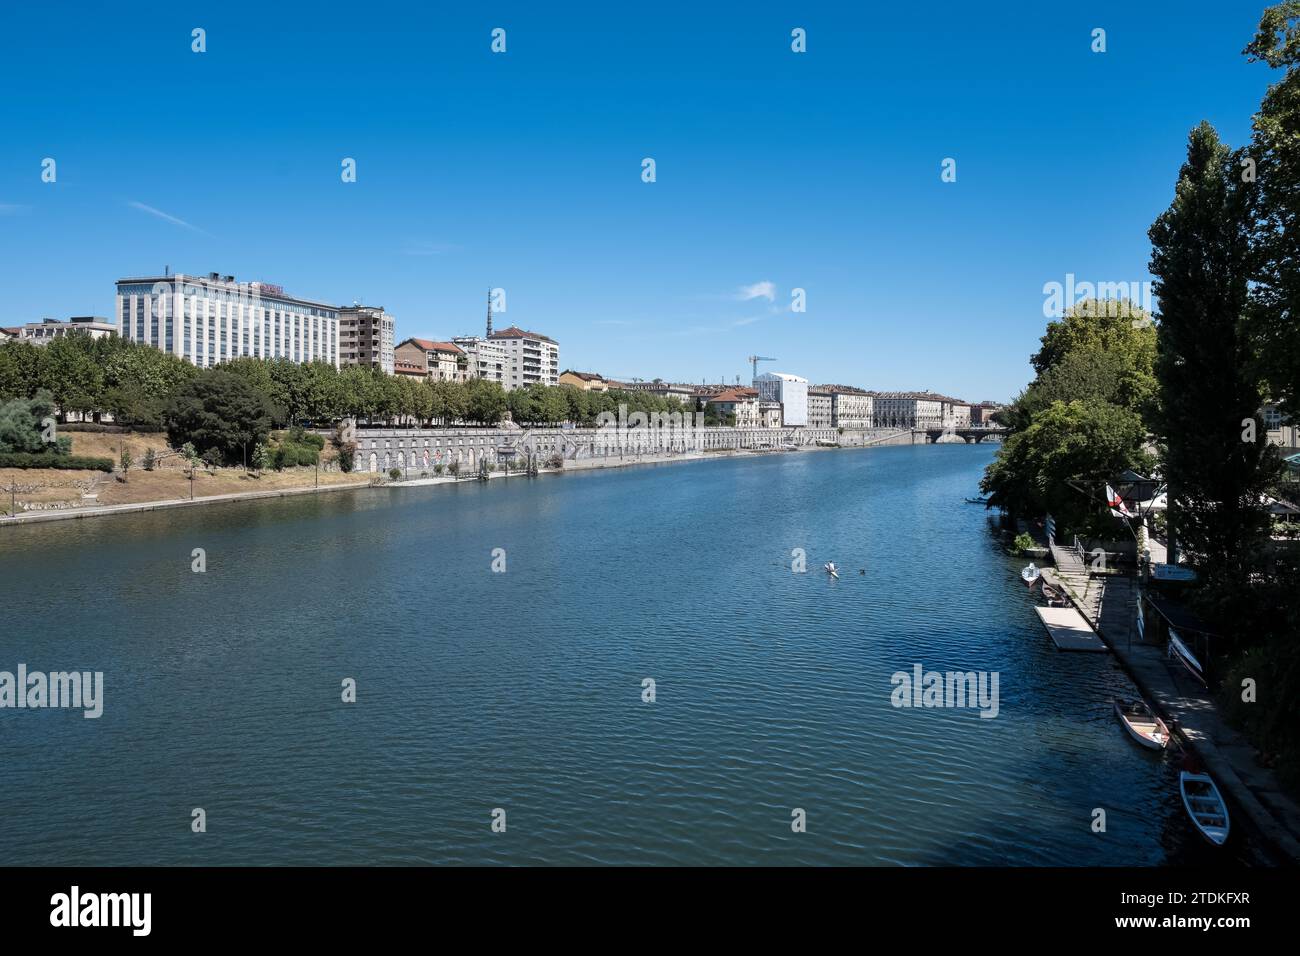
<box><xmin>1179</xmin><ymin>771</ymin><xmax>1230</xmax><ymax>846</ymax></box>
<box><xmin>1113</xmin><ymin>698</ymin><xmax>1169</xmax><ymax>751</ymax></box>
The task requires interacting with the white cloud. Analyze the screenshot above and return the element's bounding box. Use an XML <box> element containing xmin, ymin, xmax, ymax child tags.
<box><xmin>128</xmin><ymin>201</ymin><xmax>208</xmax><ymax>234</ymax></box>
<box><xmin>734</xmin><ymin>281</ymin><xmax>776</xmax><ymax>302</ymax></box>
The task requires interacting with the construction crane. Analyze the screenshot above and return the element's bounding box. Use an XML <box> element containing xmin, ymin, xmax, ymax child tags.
<box><xmin>747</xmin><ymin>355</ymin><xmax>777</xmax><ymax>382</ymax></box>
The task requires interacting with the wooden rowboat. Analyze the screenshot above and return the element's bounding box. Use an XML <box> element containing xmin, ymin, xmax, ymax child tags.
<box><xmin>1179</xmin><ymin>771</ymin><xmax>1230</xmax><ymax>846</ymax></box>
<box><xmin>1040</xmin><ymin>581</ymin><xmax>1070</xmax><ymax>607</ymax></box>
<box><xmin>1113</xmin><ymin>697</ymin><xmax>1170</xmax><ymax>750</ymax></box>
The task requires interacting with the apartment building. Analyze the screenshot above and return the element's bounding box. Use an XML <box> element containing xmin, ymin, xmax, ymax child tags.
<box><xmin>395</xmin><ymin>338</ymin><xmax>466</xmax><ymax>381</ymax></box>
<box><xmin>452</xmin><ymin>336</ymin><xmax>507</xmax><ymax>385</ymax></box>
<box><xmin>816</xmin><ymin>385</ymin><xmax>874</xmax><ymax>428</ymax></box>
<box><xmin>338</xmin><ymin>305</ymin><xmax>394</xmax><ymax>374</ymax></box>
<box><xmin>807</xmin><ymin>388</ymin><xmax>834</xmax><ymax>429</ymax></box>
<box><xmin>489</xmin><ymin>326</ymin><xmax>559</xmax><ymax>390</ymax></box>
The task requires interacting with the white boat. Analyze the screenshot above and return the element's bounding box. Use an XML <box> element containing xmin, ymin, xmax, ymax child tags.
<box><xmin>1020</xmin><ymin>563</ymin><xmax>1041</xmax><ymax>586</ymax></box>
<box><xmin>1168</xmin><ymin>628</ymin><xmax>1205</xmax><ymax>685</ymax></box>
<box><xmin>1113</xmin><ymin>697</ymin><xmax>1170</xmax><ymax>750</ymax></box>
<box><xmin>824</xmin><ymin>562</ymin><xmax>839</xmax><ymax>578</ymax></box>
<box><xmin>1179</xmin><ymin>771</ymin><xmax>1230</xmax><ymax>845</ymax></box>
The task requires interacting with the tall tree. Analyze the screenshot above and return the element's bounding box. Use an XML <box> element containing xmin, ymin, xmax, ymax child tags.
<box><xmin>1148</xmin><ymin>121</ymin><xmax>1277</xmax><ymax>587</ymax></box>
<box><xmin>1244</xmin><ymin>2</ymin><xmax>1300</xmax><ymax>413</ymax></box>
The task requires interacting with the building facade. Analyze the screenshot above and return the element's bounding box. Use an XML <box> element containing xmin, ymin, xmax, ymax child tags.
<box><xmin>755</xmin><ymin>372</ymin><xmax>809</xmax><ymax>426</ymax></box>
<box><xmin>489</xmin><ymin>326</ymin><xmax>559</xmax><ymax>390</ymax></box>
<box><xmin>707</xmin><ymin>387</ymin><xmax>760</xmax><ymax>427</ymax></box>
<box><xmin>452</xmin><ymin>336</ymin><xmax>507</xmax><ymax>385</ymax></box>
<box><xmin>610</xmin><ymin>380</ymin><xmax>697</xmax><ymax>405</ymax></box>
<box><xmin>806</xmin><ymin>388</ymin><xmax>834</xmax><ymax>429</ymax></box>
<box><xmin>115</xmin><ymin>272</ymin><xmax>339</xmax><ymax>368</ymax></box>
<box><xmin>816</xmin><ymin>385</ymin><xmax>874</xmax><ymax>428</ymax></box>
<box><xmin>395</xmin><ymin>338</ymin><xmax>466</xmax><ymax>381</ymax></box>
<box><xmin>9</xmin><ymin>316</ymin><xmax>117</xmax><ymax>344</ymax></box>
<box><xmin>559</xmin><ymin>370</ymin><xmax>610</xmax><ymax>392</ymax></box>
<box><xmin>338</xmin><ymin>306</ymin><xmax>394</xmax><ymax>374</ymax></box>
<box><xmin>870</xmin><ymin>392</ymin><xmax>944</xmax><ymax>428</ymax></box>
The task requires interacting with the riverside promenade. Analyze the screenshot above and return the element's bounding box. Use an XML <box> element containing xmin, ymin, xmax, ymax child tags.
<box><xmin>0</xmin><ymin>430</ymin><xmax>919</xmax><ymax>527</ymax></box>
<box><xmin>1046</xmin><ymin>542</ymin><xmax>1300</xmax><ymax>863</ymax></box>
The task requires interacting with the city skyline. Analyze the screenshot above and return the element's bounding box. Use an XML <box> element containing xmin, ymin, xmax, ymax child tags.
<box><xmin>0</xmin><ymin>2</ymin><xmax>1276</xmax><ymax>402</ymax></box>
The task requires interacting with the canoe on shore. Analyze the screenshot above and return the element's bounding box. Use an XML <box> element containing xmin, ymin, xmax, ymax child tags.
<box><xmin>1168</xmin><ymin>628</ymin><xmax>1206</xmax><ymax>685</ymax></box>
<box><xmin>1114</xmin><ymin>697</ymin><xmax>1170</xmax><ymax>751</ymax></box>
<box><xmin>1179</xmin><ymin>771</ymin><xmax>1230</xmax><ymax>846</ymax></box>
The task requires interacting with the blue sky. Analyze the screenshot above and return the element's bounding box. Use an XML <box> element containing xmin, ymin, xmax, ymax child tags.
<box><xmin>0</xmin><ymin>1</ymin><xmax>1281</xmax><ymax>401</ymax></box>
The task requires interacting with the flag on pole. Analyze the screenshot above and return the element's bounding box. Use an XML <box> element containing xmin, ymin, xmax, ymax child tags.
<box><xmin>1106</xmin><ymin>484</ymin><xmax>1133</xmax><ymax>518</ymax></box>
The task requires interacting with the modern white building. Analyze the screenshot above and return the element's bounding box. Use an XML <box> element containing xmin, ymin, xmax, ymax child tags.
<box><xmin>338</xmin><ymin>305</ymin><xmax>394</xmax><ymax>374</ymax></box>
<box><xmin>114</xmin><ymin>272</ymin><xmax>340</xmax><ymax>368</ymax></box>
<box><xmin>489</xmin><ymin>325</ymin><xmax>559</xmax><ymax>390</ymax></box>
<box><xmin>755</xmin><ymin>372</ymin><xmax>809</xmax><ymax>426</ymax></box>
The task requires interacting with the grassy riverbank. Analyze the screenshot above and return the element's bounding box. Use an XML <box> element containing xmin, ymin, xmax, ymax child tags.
<box><xmin>0</xmin><ymin>430</ymin><xmax>369</xmax><ymax>514</ymax></box>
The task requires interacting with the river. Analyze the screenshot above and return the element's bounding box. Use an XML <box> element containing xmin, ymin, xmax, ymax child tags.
<box><xmin>0</xmin><ymin>444</ymin><xmax>1251</xmax><ymax>864</ymax></box>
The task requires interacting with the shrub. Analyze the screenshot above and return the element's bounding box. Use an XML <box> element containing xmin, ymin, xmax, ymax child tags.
<box><xmin>288</xmin><ymin>425</ymin><xmax>326</xmax><ymax>450</ymax></box>
<box><xmin>434</xmin><ymin>464</ymin><xmax>444</xmax><ymax>475</ymax></box>
<box><xmin>1012</xmin><ymin>532</ymin><xmax>1036</xmax><ymax>555</ymax></box>
<box><xmin>337</xmin><ymin>443</ymin><xmax>356</xmax><ymax>473</ymax></box>
<box><xmin>388</xmin><ymin>467</ymin><xmax>401</xmax><ymax>480</ymax></box>
<box><xmin>0</xmin><ymin>452</ymin><xmax>113</xmax><ymax>471</ymax></box>
<box><xmin>142</xmin><ymin>447</ymin><xmax>156</xmax><ymax>471</ymax></box>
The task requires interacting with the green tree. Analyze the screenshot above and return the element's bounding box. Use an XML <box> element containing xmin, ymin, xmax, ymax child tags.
<box><xmin>1244</xmin><ymin>2</ymin><xmax>1300</xmax><ymax>412</ymax></box>
<box><xmin>980</xmin><ymin>399</ymin><xmax>1153</xmax><ymax>534</ymax></box>
<box><xmin>165</xmin><ymin>370</ymin><xmax>276</xmax><ymax>465</ymax></box>
<box><xmin>466</xmin><ymin>378</ymin><xmax>507</xmax><ymax>425</ymax></box>
<box><xmin>0</xmin><ymin>342</ymin><xmax>43</xmax><ymax>401</ymax></box>
<box><xmin>1148</xmin><ymin>120</ymin><xmax>1278</xmax><ymax>586</ymax></box>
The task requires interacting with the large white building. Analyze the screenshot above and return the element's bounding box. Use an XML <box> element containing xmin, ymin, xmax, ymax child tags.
<box><xmin>114</xmin><ymin>272</ymin><xmax>340</xmax><ymax>368</ymax></box>
<box><xmin>489</xmin><ymin>325</ymin><xmax>559</xmax><ymax>390</ymax></box>
<box><xmin>755</xmin><ymin>372</ymin><xmax>809</xmax><ymax>426</ymax></box>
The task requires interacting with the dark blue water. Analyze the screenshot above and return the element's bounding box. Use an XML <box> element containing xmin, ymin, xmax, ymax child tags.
<box><xmin>0</xmin><ymin>445</ymin><xmax>1249</xmax><ymax>864</ymax></box>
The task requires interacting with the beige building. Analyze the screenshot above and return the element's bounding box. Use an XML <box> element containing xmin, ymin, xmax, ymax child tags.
<box><xmin>618</xmin><ymin>380</ymin><xmax>698</xmax><ymax>406</ymax></box>
<box><xmin>10</xmin><ymin>316</ymin><xmax>118</xmax><ymax>344</ymax></box>
<box><xmin>338</xmin><ymin>305</ymin><xmax>394</xmax><ymax>374</ymax></box>
<box><xmin>395</xmin><ymin>338</ymin><xmax>466</xmax><ymax>381</ymax></box>
<box><xmin>816</xmin><ymin>385</ymin><xmax>874</xmax><ymax>428</ymax></box>
<box><xmin>489</xmin><ymin>326</ymin><xmax>559</xmax><ymax>390</ymax></box>
<box><xmin>559</xmin><ymin>370</ymin><xmax>610</xmax><ymax>392</ymax></box>
<box><xmin>870</xmin><ymin>392</ymin><xmax>944</xmax><ymax>428</ymax></box>
<box><xmin>707</xmin><ymin>387</ymin><xmax>760</xmax><ymax>427</ymax></box>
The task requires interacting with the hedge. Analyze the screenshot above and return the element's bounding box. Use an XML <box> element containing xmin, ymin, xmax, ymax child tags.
<box><xmin>0</xmin><ymin>452</ymin><xmax>115</xmax><ymax>471</ymax></box>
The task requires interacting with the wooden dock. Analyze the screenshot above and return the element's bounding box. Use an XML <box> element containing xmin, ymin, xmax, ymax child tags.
<box><xmin>1038</xmin><ymin>540</ymin><xmax>1300</xmax><ymax>862</ymax></box>
<box><xmin>1033</xmin><ymin>605</ymin><xmax>1108</xmax><ymax>652</ymax></box>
